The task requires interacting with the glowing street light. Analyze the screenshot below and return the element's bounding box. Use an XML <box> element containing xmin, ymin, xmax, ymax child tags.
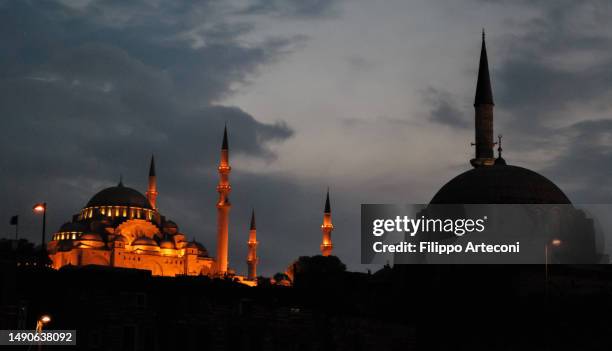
<box><xmin>545</xmin><ymin>238</ymin><xmax>562</xmax><ymax>296</ymax></box>
<box><xmin>35</xmin><ymin>314</ymin><xmax>51</xmax><ymax>333</ymax></box>
<box><xmin>551</xmin><ymin>238</ymin><xmax>562</xmax><ymax>247</ymax></box>
<box><xmin>32</xmin><ymin>202</ymin><xmax>47</xmax><ymax>250</ymax></box>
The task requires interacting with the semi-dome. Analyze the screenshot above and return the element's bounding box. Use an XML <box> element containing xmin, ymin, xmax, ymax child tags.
<box><xmin>431</xmin><ymin>164</ymin><xmax>571</xmax><ymax>204</ymax></box>
<box><xmin>162</xmin><ymin>220</ymin><xmax>179</xmax><ymax>234</ymax></box>
<box><xmin>186</xmin><ymin>240</ymin><xmax>209</xmax><ymax>256</ymax></box>
<box><xmin>86</xmin><ymin>182</ymin><xmax>152</xmax><ymax>209</ymax></box>
<box><xmin>80</xmin><ymin>233</ymin><xmax>104</xmax><ymax>241</ymax></box>
<box><xmin>76</xmin><ymin>233</ymin><xmax>106</xmax><ymax>248</ymax></box>
<box><xmin>163</xmin><ymin>220</ymin><xmax>178</xmax><ymax>229</ymax></box>
<box><xmin>132</xmin><ymin>236</ymin><xmax>158</xmax><ymax>247</ymax></box>
<box><xmin>159</xmin><ymin>237</ymin><xmax>175</xmax><ymax>249</ymax></box>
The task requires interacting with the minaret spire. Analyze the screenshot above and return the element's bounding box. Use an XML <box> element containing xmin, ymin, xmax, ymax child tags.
<box><xmin>470</xmin><ymin>29</ymin><xmax>496</xmax><ymax>168</ymax></box>
<box><xmin>149</xmin><ymin>155</ymin><xmax>156</xmax><ymax>177</ymax></box>
<box><xmin>222</xmin><ymin>123</ymin><xmax>229</xmax><ymax>150</ymax></box>
<box><xmin>474</xmin><ymin>29</ymin><xmax>494</xmax><ymax>106</ymax></box>
<box><xmin>250</xmin><ymin>208</ymin><xmax>256</xmax><ymax>230</ymax></box>
<box><xmin>320</xmin><ymin>189</ymin><xmax>334</xmax><ymax>256</ymax></box>
<box><xmin>216</xmin><ymin>126</ymin><xmax>232</xmax><ymax>275</ymax></box>
<box><xmin>247</xmin><ymin>209</ymin><xmax>258</xmax><ymax>281</ymax></box>
<box><xmin>146</xmin><ymin>155</ymin><xmax>158</xmax><ymax>209</ymax></box>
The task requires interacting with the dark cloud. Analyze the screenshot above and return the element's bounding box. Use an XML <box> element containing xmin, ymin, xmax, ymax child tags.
<box><xmin>542</xmin><ymin>119</ymin><xmax>612</xmax><ymax>203</ymax></box>
<box><xmin>0</xmin><ymin>0</ymin><xmax>320</xmax><ymax>275</ymax></box>
<box><xmin>422</xmin><ymin>87</ymin><xmax>470</xmax><ymax>128</ymax></box>
<box><xmin>486</xmin><ymin>1</ymin><xmax>612</xmax><ymax>123</ymax></box>
<box><xmin>476</xmin><ymin>1</ymin><xmax>612</xmax><ymax>202</ymax></box>
<box><xmin>241</xmin><ymin>0</ymin><xmax>341</xmax><ymax>18</ymax></box>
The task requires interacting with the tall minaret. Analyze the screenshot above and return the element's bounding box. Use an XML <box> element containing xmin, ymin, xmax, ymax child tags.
<box><xmin>320</xmin><ymin>189</ymin><xmax>334</xmax><ymax>256</ymax></box>
<box><xmin>470</xmin><ymin>30</ymin><xmax>496</xmax><ymax>168</ymax></box>
<box><xmin>246</xmin><ymin>209</ymin><xmax>258</xmax><ymax>280</ymax></box>
<box><xmin>216</xmin><ymin>126</ymin><xmax>232</xmax><ymax>275</ymax></box>
<box><xmin>146</xmin><ymin>155</ymin><xmax>158</xmax><ymax>209</ymax></box>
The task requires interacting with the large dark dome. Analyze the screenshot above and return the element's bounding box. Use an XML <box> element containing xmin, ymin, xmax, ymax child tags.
<box><xmin>431</xmin><ymin>164</ymin><xmax>571</xmax><ymax>204</ymax></box>
<box><xmin>86</xmin><ymin>183</ymin><xmax>152</xmax><ymax>209</ymax></box>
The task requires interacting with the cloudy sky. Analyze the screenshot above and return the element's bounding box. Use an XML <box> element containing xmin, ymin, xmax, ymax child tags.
<box><xmin>2</xmin><ymin>0</ymin><xmax>612</xmax><ymax>275</ymax></box>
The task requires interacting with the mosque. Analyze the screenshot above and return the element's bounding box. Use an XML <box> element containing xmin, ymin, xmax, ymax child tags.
<box><xmin>430</xmin><ymin>32</ymin><xmax>571</xmax><ymax>205</ymax></box>
<box><xmin>421</xmin><ymin>32</ymin><xmax>601</xmax><ymax>263</ymax></box>
<box><xmin>46</xmin><ymin>127</ymin><xmax>337</xmax><ymax>280</ymax></box>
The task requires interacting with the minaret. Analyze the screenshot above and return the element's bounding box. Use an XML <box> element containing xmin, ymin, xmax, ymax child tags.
<box><xmin>146</xmin><ymin>155</ymin><xmax>158</xmax><ymax>209</ymax></box>
<box><xmin>246</xmin><ymin>209</ymin><xmax>258</xmax><ymax>280</ymax></box>
<box><xmin>470</xmin><ymin>30</ymin><xmax>496</xmax><ymax>168</ymax></box>
<box><xmin>216</xmin><ymin>126</ymin><xmax>232</xmax><ymax>275</ymax></box>
<box><xmin>320</xmin><ymin>189</ymin><xmax>334</xmax><ymax>256</ymax></box>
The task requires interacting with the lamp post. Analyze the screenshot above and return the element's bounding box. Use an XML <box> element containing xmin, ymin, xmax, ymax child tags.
<box><xmin>33</xmin><ymin>203</ymin><xmax>47</xmax><ymax>267</ymax></box>
<box><xmin>35</xmin><ymin>315</ymin><xmax>51</xmax><ymax>351</ymax></box>
<box><xmin>545</xmin><ymin>238</ymin><xmax>562</xmax><ymax>296</ymax></box>
<box><xmin>35</xmin><ymin>315</ymin><xmax>51</xmax><ymax>333</ymax></box>
<box><xmin>32</xmin><ymin>203</ymin><xmax>47</xmax><ymax>249</ymax></box>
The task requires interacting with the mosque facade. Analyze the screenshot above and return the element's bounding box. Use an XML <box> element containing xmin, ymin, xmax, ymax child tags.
<box><xmin>46</xmin><ymin>126</ymin><xmax>336</xmax><ymax>280</ymax></box>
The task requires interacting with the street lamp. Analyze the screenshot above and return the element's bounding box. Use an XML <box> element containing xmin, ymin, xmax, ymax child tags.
<box><xmin>545</xmin><ymin>238</ymin><xmax>562</xmax><ymax>296</ymax></box>
<box><xmin>35</xmin><ymin>315</ymin><xmax>51</xmax><ymax>333</ymax></box>
<box><xmin>551</xmin><ymin>239</ymin><xmax>562</xmax><ymax>247</ymax></box>
<box><xmin>32</xmin><ymin>203</ymin><xmax>47</xmax><ymax>249</ymax></box>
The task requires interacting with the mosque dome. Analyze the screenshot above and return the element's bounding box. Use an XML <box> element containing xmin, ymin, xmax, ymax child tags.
<box><xmin>132</xmin><ymin>236</ymin><xmax>158</xmax><ymax>247</ymax></box>
<box><xmin>162</xmin><ymin>220</ymin><xmax>179</xmax><ymax>234</ymax></box>
<box><xmin>431</xmin><ymin>163</ymin><xmax>571</xmax><ymax>204</ymax></box>
<box><xmin>80</xmin><ymin>233</ymin><xmax>104</xmax><ymax>241</ymax></box>
<box><xmin>430</xmin><ymin>33</ymin><xmax>570</xmax><ymax>205</ymax></box>
<box><xmin>163</xmin><ymin>220</ymin><xmax>178</xmax><ymax>229</ymax></box>
<box><xmin>76</xmin><ymin>233</ymin><xmax>106</xmax><ymax>248</ymax></box>
<box><xmin>159</xmin><ymin>238</ymin><xmax>176</xmax><ymax>249</ymax></box>
<box><xmin>186</xmin><ymin>240</ymin><xmax>209</xmax><ymax>257</ymax></box>
<box><xmin>86</xmin><ymin>181</ymin><xmax>152</xmax><ymax>209</ymax></box>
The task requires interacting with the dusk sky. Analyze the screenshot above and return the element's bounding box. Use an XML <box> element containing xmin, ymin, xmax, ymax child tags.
<box><xmin>2</xmin><ymin>0</ymin><xmax>612</xmax><ymax>275</ymax></box>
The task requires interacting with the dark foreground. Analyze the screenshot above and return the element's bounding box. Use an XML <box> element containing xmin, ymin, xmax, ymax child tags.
<box><xmin>2</xmin><ymin>261</ymin><xmax>612</xmax><ymax>350</ymax></box>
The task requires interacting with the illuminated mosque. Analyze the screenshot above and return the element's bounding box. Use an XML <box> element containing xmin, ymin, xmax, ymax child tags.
<box><xmin>47</xmin><ymin>127</ymin><xmax>336</xmax><ymax>280</ymax></box>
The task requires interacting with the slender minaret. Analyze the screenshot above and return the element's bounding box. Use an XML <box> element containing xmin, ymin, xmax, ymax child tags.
<box><xmin>470</xmin><ymin>30</ymin><xmax>496</xmax><ymax>168</ymax></box>
<box><xmin>246</xmin><ymin>209</ymin><xmax>258</xmax><ymax>280</ymax></box>
<box><xmin>146</xmin><ymin>155</ymin><xmax>158</xmax><ymax>209</ymax></box>
<box><xmin>320</xmin><ymin>189</ymin><xmax>334</xmax><ymax>256</ymax></box>
<box><xmin>216</xmin><ymin>126</ymin><xmax>232</xmax><ymax>275</ymax></box>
